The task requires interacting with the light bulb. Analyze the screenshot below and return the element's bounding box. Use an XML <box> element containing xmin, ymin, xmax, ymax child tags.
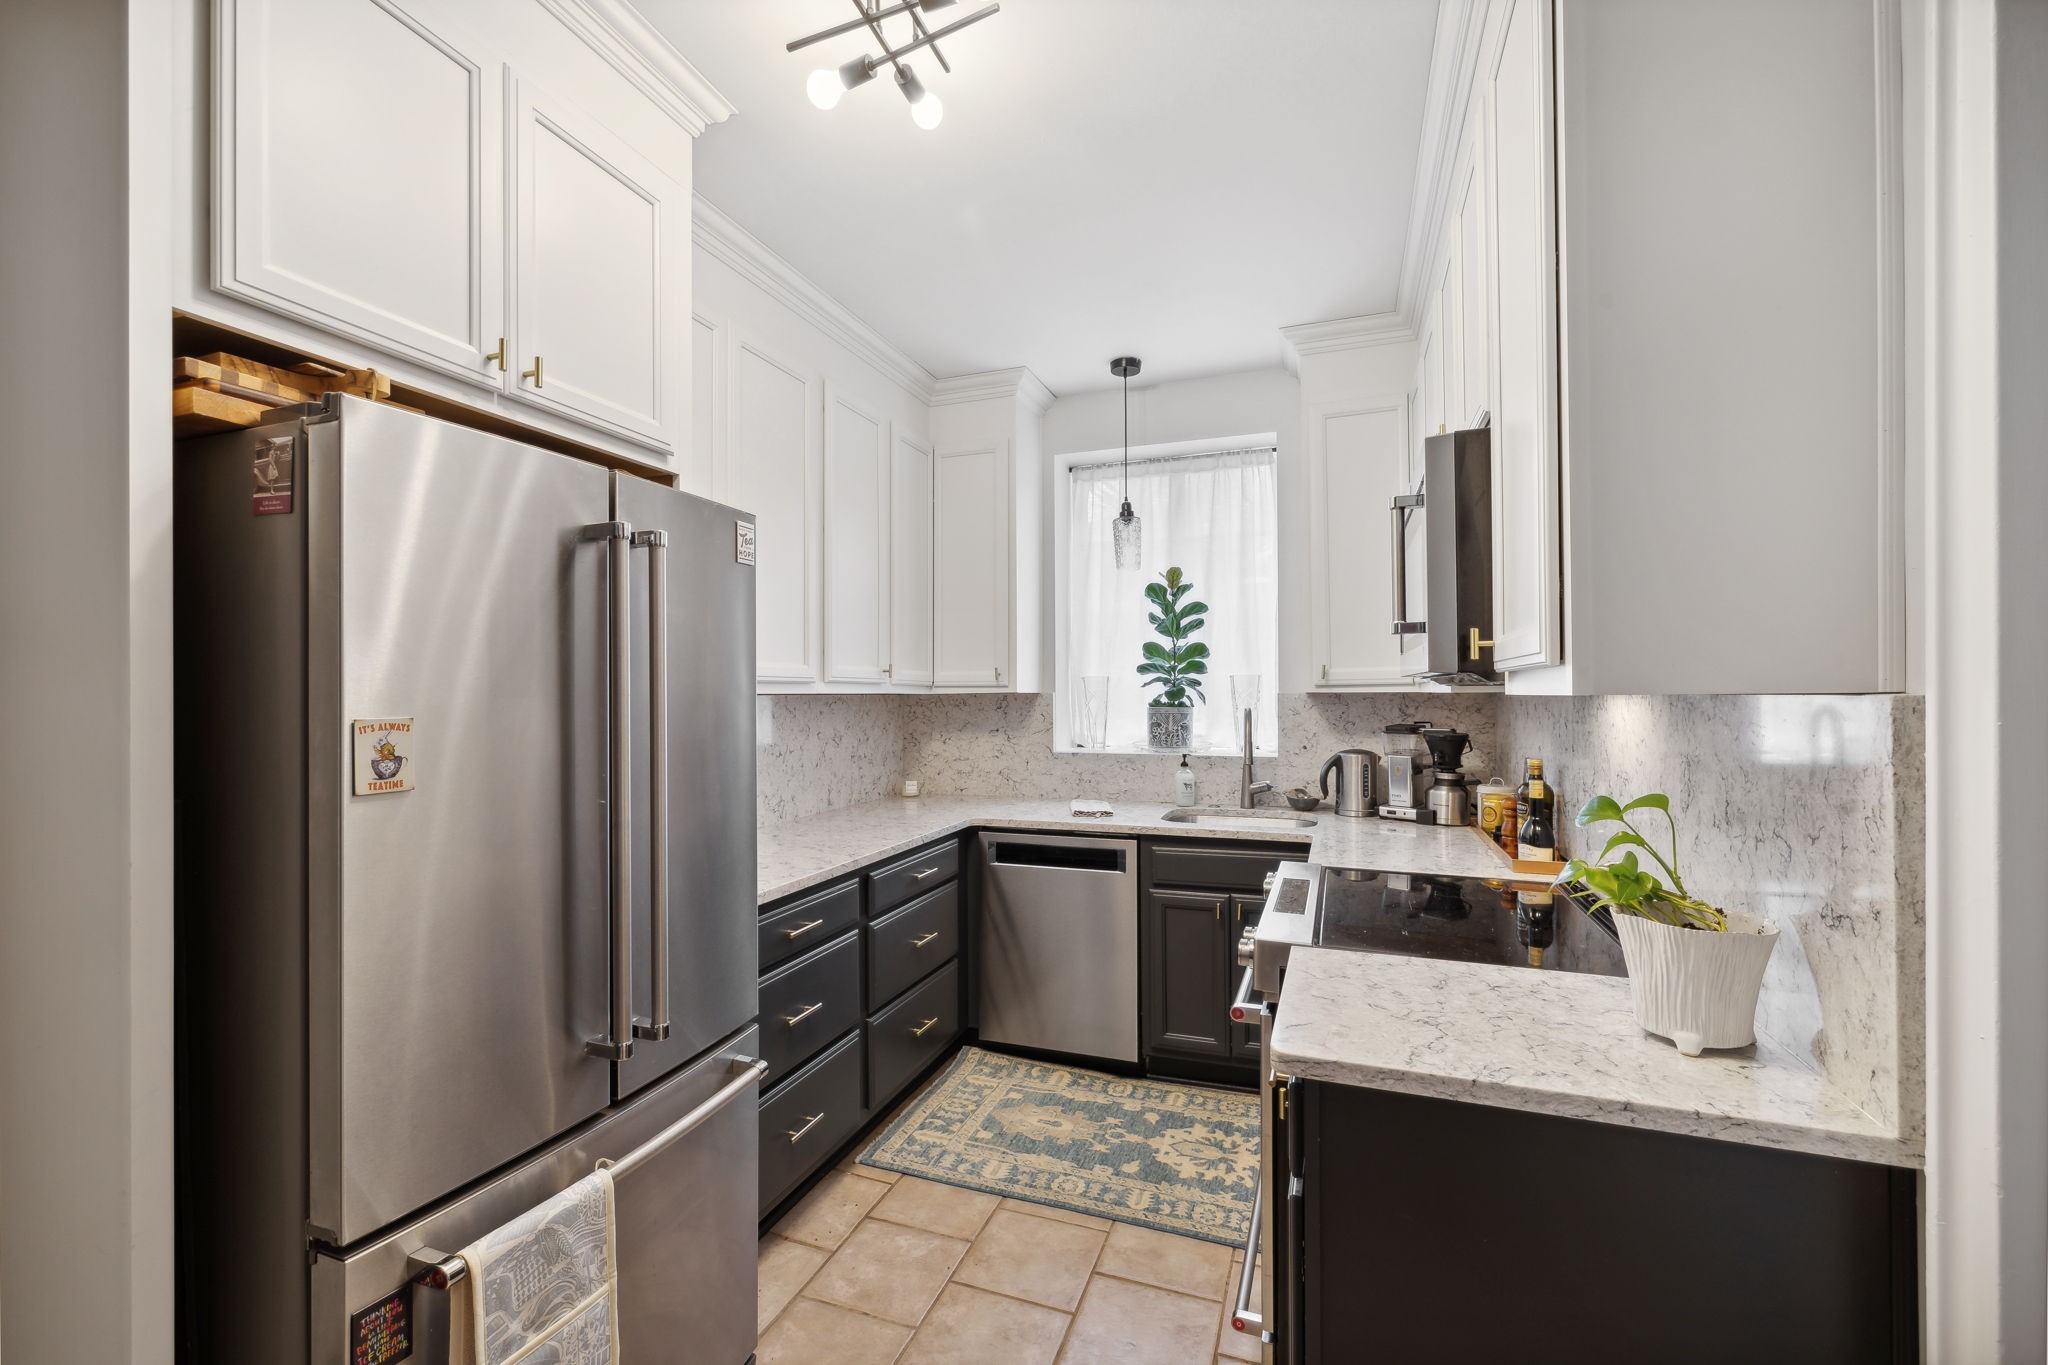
<box><xmin>806</xmin><ymin>68</ymin><xmax>843</xmax><ymax>110</ymax></box>
<box><xmin>911</xmin><ymin>92</ymin><xmax>943</xmax><ymax>130</ymax></box>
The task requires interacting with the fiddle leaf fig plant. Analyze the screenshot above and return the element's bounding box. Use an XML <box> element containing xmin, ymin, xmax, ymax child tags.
<box><xmin>1559</xmin><ymin>792</ymin><xmax>1730</xmax><ymax>931</ymax></box>
<box><xmin>1138</xmin><ymin>566</ymin><xmax>1209</xmax><ymax>708</ymax></box>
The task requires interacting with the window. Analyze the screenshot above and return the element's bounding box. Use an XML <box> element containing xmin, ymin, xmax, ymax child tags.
<box><xmin>1063</xmin><ymin>442</ymin><xmax>1279</xmax><ymax>754</ymax></box>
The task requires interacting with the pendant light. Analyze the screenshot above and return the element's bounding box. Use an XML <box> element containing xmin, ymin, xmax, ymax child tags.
<box><xmin>1111</xmin><ymin>356</ymin><xmax>1142</xmax><ymax>568</ymax></box>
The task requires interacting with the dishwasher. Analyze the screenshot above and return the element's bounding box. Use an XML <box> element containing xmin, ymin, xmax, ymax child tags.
<box><xmin>977</xmin><ymin>832</ymin><xmax>1140</xmax><ymax>1064</ymax></box>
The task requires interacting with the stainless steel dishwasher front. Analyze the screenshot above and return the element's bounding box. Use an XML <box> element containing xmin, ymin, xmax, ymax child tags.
<box><xmin>976</xmin><ymin>831</ymin><xmax>1141</xmax><ymax>1063</ymax></box>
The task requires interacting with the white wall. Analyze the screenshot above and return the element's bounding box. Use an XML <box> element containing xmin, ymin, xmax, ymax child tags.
<box><xmin>0</xmin><ymin>1</ymin><xmax>177</xmax><ymax>1360</ymax></box>
<box><xmin>1038</xmin><ymin>366</ymin><xmax>1308</xmax><ymax>692</ymax></box>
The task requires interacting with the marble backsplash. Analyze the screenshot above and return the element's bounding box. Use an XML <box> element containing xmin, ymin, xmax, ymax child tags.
<box><xmin>896</xmin><ymin>691</ymin><xmax>1502</xmax><ymax>805</ymax></box>
<box><xmin>1495</xmin><ymin>693</ymin><xmax>1925</xmax><ymax>1138</ymax></box>
<box><xmin>755</xmin><ymin>695</ymin><xmax>908</xmax><ymax>822</ymax></box>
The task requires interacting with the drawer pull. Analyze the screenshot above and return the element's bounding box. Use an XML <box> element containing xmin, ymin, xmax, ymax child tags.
<box><xmin>911</xmin><ymin>866</ymin><xmax>943</xmax><ymax>881</ymax></box>
<box><xmin>782</xmin><ymin>1002</ymin><xmax>824</xmax><ymax>1027</ymax></box>
<box><xmin>783</xmin><ymin>918</ymin><xmax>825</xmax><ymax>941</ymax></box>
<box><xmin>911</xmin><ymin>1017</ymin><xmax>940</xmax><ymax>1038</ymax></box>
<box><xmin>786</xmin><ymin>1112</ymin><xmax>825</xmax><ymax>1144</ymax></box>
<box><xmin>909</xmin><ymin>932</ymin><xmax>940</xmax><ymax>948</ymax></box>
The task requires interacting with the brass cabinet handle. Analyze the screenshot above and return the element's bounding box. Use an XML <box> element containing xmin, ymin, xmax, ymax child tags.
<box><xmin>522</xmin><ymin>355</ymin><xmax>543</xmax><ymax>388</ymax></box>
<box><xmin>786</xmin><ymin>1112</ymin><xmax>824</xmax><ymax>1144</ymax></box>
<box><xmin>783</xmin><ymin>918</ymin><xmax>825</xmax><ymax>941</ymax></box>
<box><xmin>911</xmin><ymin>866</ymin><xmax>942</xmax><ymax>881</ymax></box>
<box><xmin>1469</xmin><ymin>627</ymin><xmax>1495</xmax><ymax>661</ymax></box>
<box><xmin>782</xmin><ymin>1001</ymin><xmax>823</xmax><ymax>1027</ymax></box>
<box><xmin>485</xmin><ymin>337</ymin><xmax>506</xmax><ymax>372</ymax></box>
<box><xmin>911</xmin><ymin>1017</ymin><xmax>940</xmax><ymax>1037</ymax></box>
<box><xmin>909</xmin><ymin>932</ymin><xmax>940</xmax><ymax>948</ymax></box>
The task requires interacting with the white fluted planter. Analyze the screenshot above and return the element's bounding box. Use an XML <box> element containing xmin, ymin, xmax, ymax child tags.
<box><xmin>1612</xmin><ymin>910</ymin><xmax>1779</xmax><ymax>1056</ymax></box>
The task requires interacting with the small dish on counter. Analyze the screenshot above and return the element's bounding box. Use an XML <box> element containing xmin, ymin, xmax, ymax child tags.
<box><xmin>1284</xmin><ymin>788</ymin><xmax>1322</xmax><ymax>812</ymax></box>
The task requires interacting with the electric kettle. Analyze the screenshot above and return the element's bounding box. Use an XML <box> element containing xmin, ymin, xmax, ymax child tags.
<box><xmin>1318</xmin><ymin>748</ymin><xmax>1379</xmax><ymax>819</ymax></box>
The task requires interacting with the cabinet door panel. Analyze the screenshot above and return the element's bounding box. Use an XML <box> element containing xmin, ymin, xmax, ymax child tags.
<box><xmin>1144</xmin><ymin>891</ymin><xmax>1229</xmax><ymax>1058</ymax></box>
<box><xmin>216</xmin><ymin>0</ymin><xmax>502</xmax><ymax>383</ymax></box>
<box><xmin>1487</xmin><ymin>0</ymin><xmax>1562</xmax><ymax>670</ymax></box>
<box><xmin>933</xmin><ymin>444</ymin><xmax>1009</xmax><ymax>688</ymax></box>
<box><xmin>1308</xmin><ymin>401</ymin><xmax>1409</xmax><ymax>687</ymax></box>
<box><xmin>1455</xmin><ymin>119</ymin><xmax>1490</xmax><ymax>431</ymax></box>
<box><xmin>729</xmin><ymin>342</ymin><xmax>817</xmax><ymax>683</ymax></box>
<box><xmin>890</xmin><ymin>432</ymin><xmax>935</xmax><ymax>687</ymax></box>
<box><xmin>510</xmin><ymin>82</ymin><xmax>682</xmax><ymax>450</ymax></box>
<box><xmin>823</xmin><ymin>386</ymin><xmax>889</xmax><ymax>684</ymax></box>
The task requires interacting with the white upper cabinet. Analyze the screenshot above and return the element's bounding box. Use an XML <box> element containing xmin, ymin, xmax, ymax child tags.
<box><xmin>728</xmin><ymin>340</ymin><xmax>817</xmax><ymax>685</ymax></box>
<box><xmin>214</xmin><ymin>0</ymin><xmax>504</xmax><ymax>384</ymax></box>
<box><xmin>1486</xmin><ymin>0</ymin><xmax>1562</xmax><ymax>672</ymax></box>
<box><xmin>509</xmin><ymin>80</ymin><xmax>687</xmax><ymax>449</ymax></box>
<box><xmin>1305</xmin><ymin>399</ymin><xmax>1411</xmax><ymax>687</ymax></box>
<box><xmin>199</xmin><ymin>0</ymin><xmax>731</xmax><ymax>470</ymax></box>
<box><xmin>932</xmin><ymin>443</ymin><xmax>1011</xmax><ymax>689</ymax></box>
<box><xmin>889</xmin><ymin>431</ymin><xmax>936</xmax><ymax>688</ymax></box>
<box><xmin>822</xmin><ymin>385</ymin><xmax>890</xmax><ymax>684</ymax></box>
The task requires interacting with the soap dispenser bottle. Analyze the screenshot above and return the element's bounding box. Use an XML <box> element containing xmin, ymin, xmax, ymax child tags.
<box><xmin>1175</xmin><ymin>754</ymin><xmax>1198</xmax><ymax>807</ymax></box>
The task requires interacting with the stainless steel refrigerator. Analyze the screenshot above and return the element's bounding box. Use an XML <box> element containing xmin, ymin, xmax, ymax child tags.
<box><xmin>174</xmin><ymin>396</ymin><xmax>760</xmax><ymax>1365</ymax></box>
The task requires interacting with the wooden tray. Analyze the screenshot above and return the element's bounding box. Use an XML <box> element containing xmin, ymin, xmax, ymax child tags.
<box><xmin>172</xmin><ymin>384</ymin><xmax>267</xmax><ymax>436</ymax></box>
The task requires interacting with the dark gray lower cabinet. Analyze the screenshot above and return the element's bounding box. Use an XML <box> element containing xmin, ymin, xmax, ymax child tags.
<box><xmin>758</xmin><ymin>1031</ymin><xmax>864</xmax><ymax>1212</ymax></box>
<box><xmin>1297</xmin><ymin>1082</ymin><xmax>1918</xmax><ymax>1363</ymax></box>
<box><xmin>1142</xmin><ymin>840</ymin><xmax>1302</xmax><ymax>1082</ymax></box>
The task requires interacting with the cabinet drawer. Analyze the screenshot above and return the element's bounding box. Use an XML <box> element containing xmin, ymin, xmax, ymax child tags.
<box><xmin>867</xmin><ymin>839</ymin><xmax>960</xmax><ymax>916</ymax></box>
<box><xmin>867</xmin><ymin>960</ymin><xmax>960</xmax><ymax>1109</ymax></box>
<box><xmin>758</xmin><ymin>931</ymin><xmax>862</xmax><ymax>1088</ymax></box>
<box><xmin>866</xmin><ymin>883</ymin><xmax>960</xmax><ymax>1009</ymax></box>
<box><xmin>1147</xmin><ymin>841</ymin><xmax>1297</xmax><ymax>892</ymax></box>
<box><xmin>759</xmin><ymin>1031</ymin><xmax>864</xmax><ymax>1214</ymax></box>
<box><xmin>760</xmin><ymin>879</ymin><xmax>862</xmax><ymax>974</ymax></box>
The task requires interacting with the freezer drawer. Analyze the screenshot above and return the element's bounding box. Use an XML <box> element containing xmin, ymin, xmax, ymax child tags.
<box><xmin>310</xmin><ymin>1026</ymin><xmax>762</xmax><ymax>1365</ymax></box>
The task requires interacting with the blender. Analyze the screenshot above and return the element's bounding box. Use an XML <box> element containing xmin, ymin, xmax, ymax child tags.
<box><xmin>1421</xmin><ymin>727</ymin><xmax>1474</xmax><ymax>827</ymax></box>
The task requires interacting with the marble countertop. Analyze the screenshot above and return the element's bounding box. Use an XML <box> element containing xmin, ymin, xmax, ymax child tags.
<box><xmin>1268</xmin><ymin>947</ymin><xmax>1920</xmax><ymax>1167</ymax></box>
<box><xmin>757</xmin><ymin>796</ymin><xmax>1526</xmax><ymax>905</ymax></box>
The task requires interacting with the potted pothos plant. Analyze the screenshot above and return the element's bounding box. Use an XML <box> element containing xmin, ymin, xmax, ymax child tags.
<box><xmin>1139</xmin><ymin>567</ymin><xmax>1208</xmax><ymax>750</ymax></box>
<box><xmin>1561</xmin><ymin>791</ymin><xmax>1779</xmax><ymax>1057</ymax></box>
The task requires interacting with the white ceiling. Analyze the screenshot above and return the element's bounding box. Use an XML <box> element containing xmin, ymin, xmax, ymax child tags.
<box><xmin>643</xmin><ymin>0</ymin><xmax>1440</xmax><ymax>395</ymax></box>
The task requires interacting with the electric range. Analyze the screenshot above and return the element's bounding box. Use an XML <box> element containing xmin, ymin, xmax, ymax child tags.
<box><xmin>1225</xmin><ymin>862</ymin><xmax>1624</xmax><ymax>1363</ymax></box>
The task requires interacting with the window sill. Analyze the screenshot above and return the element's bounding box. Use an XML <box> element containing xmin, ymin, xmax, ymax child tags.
<box><xmin>1055</xmin><ymin>743</ymin><xmax>1280</xmax><ymax>759</ymax></box>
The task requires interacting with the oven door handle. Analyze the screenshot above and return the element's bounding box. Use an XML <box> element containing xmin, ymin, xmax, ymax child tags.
<box><xmin>1229</xmin><ymin>965</ymin><xmax>1269</xmax><ymax>1024</ymax></box>
<box><xmin>1231</xmin><ymin>1170</ymin><xmax>1265</xmax><ymax>1335</ymax></box>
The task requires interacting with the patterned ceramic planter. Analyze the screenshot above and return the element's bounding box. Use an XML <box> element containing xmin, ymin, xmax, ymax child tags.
<box><xmin>1147</xmin><ymin>704</ymin><xmax>1193</xmax><ymax>751</ymax></box>
<box><xmin>1612</xmin><ymin>910</ymin><xmax>1779</xmax><ymax>1056</ymax></box>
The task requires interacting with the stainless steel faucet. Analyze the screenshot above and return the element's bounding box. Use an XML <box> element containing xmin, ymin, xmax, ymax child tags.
<box><xmin>1240</xmin><ymin>707</ymin><xmax>1271</xmax><ymax>809</ymax></box>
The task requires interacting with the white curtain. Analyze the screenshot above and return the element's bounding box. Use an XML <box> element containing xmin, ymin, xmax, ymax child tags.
<box><xmin>1068</xmin><ymin>447</ymin><xmax>1279</xmax><ymax>752</ymax></box>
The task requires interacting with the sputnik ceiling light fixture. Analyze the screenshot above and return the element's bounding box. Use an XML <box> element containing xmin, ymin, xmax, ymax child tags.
<box><xmin>788</xmin><ymin>0</ymin><xmax>1001</xmax><ymax>131</ymax></box>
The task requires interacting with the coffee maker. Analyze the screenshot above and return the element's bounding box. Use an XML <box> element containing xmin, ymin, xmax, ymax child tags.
<box><xmin>1421</xmin><ymin>727</ymin><xmax>1474</xmax><ymax>827</ymax></box>
<box><xmin>1377</xmin><ymin>721</ymin><xmax>1434</xmax><ymax>822</ymax></box>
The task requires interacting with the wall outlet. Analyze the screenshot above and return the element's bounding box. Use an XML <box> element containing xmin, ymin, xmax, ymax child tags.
<box><xmin>901</xmin><ymin>778</ymin><xmax>921</xmax><ymax>798</ymax></box>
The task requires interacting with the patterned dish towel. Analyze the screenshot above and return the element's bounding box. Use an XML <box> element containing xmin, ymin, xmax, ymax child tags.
<box><xmin>454</xmin><ymin>1169</ymin><xmax>619</xmax><ymax>1365</ymax></box>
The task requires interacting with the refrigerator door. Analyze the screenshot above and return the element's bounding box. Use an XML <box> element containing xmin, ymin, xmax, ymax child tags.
<box><xmin>311</xmin><ymin>1025</ymin><xmax>763</xmax><ymax>1365</ymax></box>
<box><xmin>613</xmin><ymin>474</ymin><xmax>760</xmax><ymax>1096</ymax></box>
<box><xmin>311</xmin><ymin>398</ymin><xmax>614</xmax><ymax>1244</ymax></box>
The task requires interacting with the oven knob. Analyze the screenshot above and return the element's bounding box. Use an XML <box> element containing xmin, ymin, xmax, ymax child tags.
<box><xmin>1262</xmin><ymin>872</ymin><xmax>1276</xmax><ymax>894</ymax></box>
<box><xmin>1236</xmin><ymin>928</ymin><xmax>1258</xmax><ymax>967</ymax></box>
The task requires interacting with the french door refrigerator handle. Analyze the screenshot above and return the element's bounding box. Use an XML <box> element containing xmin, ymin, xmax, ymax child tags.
<box><xmin>585</xmin><ymin>521</ymin><xmax>635</xmax><ymax>1061</ymax></box>
<box><xmin>632</xmin><ymin>529</ymin><xmax>671</xmax><ymax>1043</ymax></box>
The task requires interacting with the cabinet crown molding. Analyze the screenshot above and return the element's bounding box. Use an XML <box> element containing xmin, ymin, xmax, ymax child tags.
<box><xmin>930</xmin><ymin>367</ymin><xmax>1056</xmax><ymax>414</ymax></box>
<box><xmin>1279</xmin><ymin>312</ymin><xmax>1418</xmax><ymax>374</ymax></box>
<box><xmin>541</xmin><ymin>0</ymin><xmax>736</xmax><ymax>136</ymax></box>
<box><xmin>692</xmin><ymin>193</ymin><xmax>938</xmax><ymax>402</ymax></box>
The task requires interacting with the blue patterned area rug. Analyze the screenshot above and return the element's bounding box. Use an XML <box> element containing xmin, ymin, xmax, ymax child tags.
<box><xmin>858</xmin><ymin>1047</ymin><xmax>1259</xmax><ymax>1246</ymax></box>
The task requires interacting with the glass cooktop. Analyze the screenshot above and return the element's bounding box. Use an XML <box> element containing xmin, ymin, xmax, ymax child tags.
<box><xmin>1314</xmin><ymin>868</ymin><xmax>1627</xmax><ymax>977</ymax></box>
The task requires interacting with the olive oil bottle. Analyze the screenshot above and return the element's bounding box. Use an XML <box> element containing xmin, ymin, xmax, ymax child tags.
<box><xmin>1515</xmin><ymin>758</ymin><xmax>1557</xmax><ymax>862</ymax></box>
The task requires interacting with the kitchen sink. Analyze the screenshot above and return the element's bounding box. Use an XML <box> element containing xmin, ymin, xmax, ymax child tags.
<box><xmin>1160</xmin><ymin>807</ymin><xmax>1319</xmax><ymax>830</ymax></box>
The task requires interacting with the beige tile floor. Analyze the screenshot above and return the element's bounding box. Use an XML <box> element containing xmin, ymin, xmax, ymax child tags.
<box><xmin>757</xmin><ymin>1155</ymin><xmax>1261</xmax><ymax>1365</ymax></box>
